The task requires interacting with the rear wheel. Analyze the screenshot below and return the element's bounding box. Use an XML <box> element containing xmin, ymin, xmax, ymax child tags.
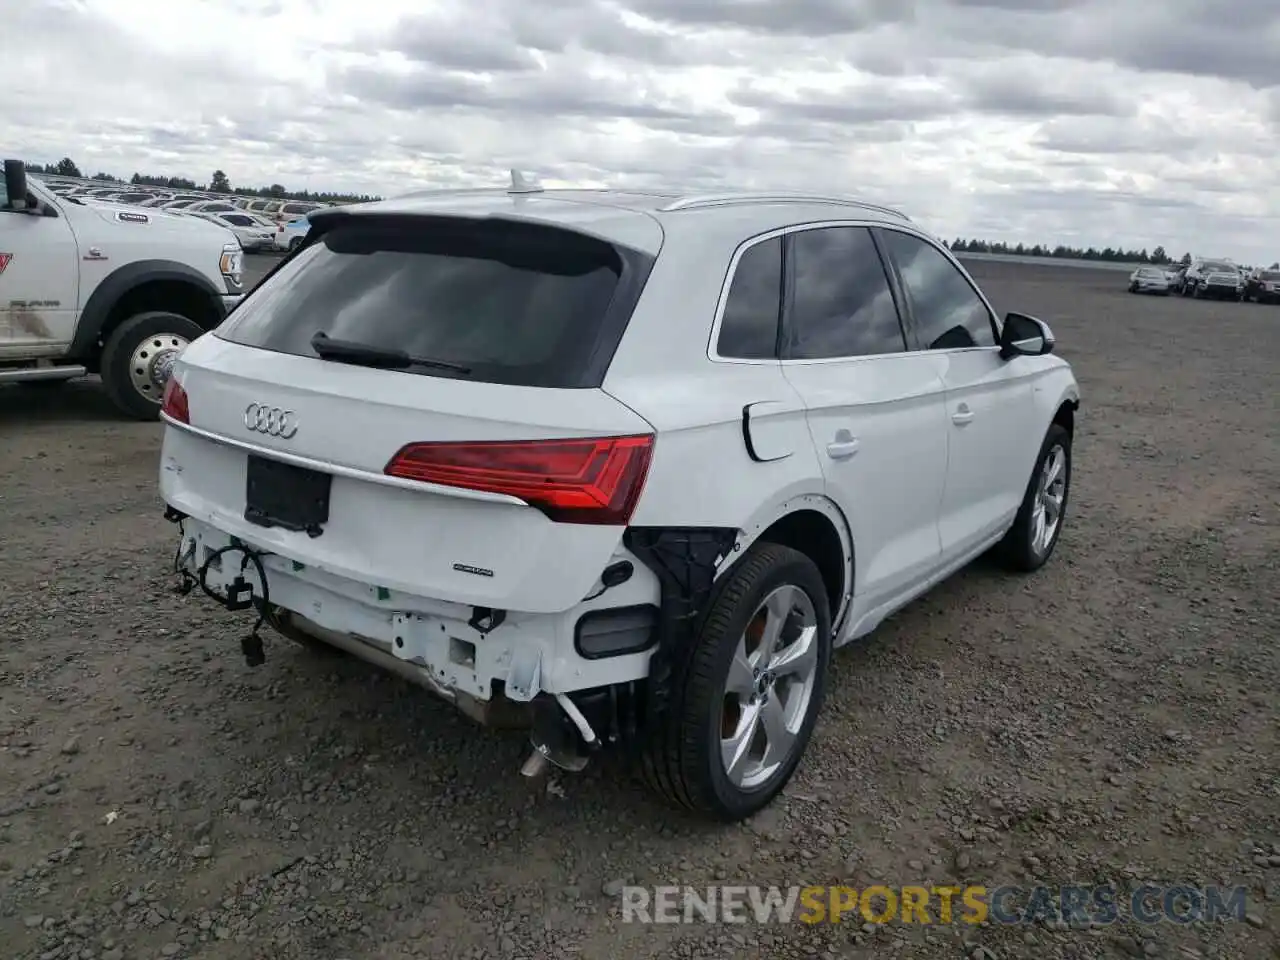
<box><xmin>100</xmin><ymin>311</ymin><xmax>204</xmax><ymax>420</ymax></box>
<box><xmin>639</xmin><ymin>543</ymin><xmax>832</xmax><ymax>822</ymax></box>
<box><xmin>288</xmin><ymin>236</ymin><xmax>302</xmax><ymax>251</ymax></box>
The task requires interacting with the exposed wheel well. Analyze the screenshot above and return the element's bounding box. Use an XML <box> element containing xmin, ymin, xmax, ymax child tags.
<box><xmin>1053</xmin><ymin>399</ymin><xmax>1078</xmax><ymax>437</ymax></box>
<box><xmin>86</xmin><ymin>280</ymin><xmax>220</xmax><ymax>372</ymax></box>
<box><xmin>757</xmin><ymin>509</ymin><xmax>847</xmax><ymax>620</ymax></box>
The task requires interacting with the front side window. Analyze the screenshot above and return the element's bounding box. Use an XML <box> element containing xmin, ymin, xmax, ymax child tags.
<box><xmin>786</xmin><ymin>226</ymin><xmax>905</xmax><ymax>360</ymax></box>
<box><xmin>879</xmin><ymin>230</ymin><xmax>998</xmax><ymax>350</ymax></box>
<box><xmin>716</xmin><ymin>237</ymin><xmax>783</xmax><ymax>359</ymax></box>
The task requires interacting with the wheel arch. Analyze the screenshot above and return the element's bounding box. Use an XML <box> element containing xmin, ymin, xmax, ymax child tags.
<box><xmin>1053</xmin><ymin>395</ymin><xmax>1078</xmax><ymax>438</ymax></box>
<box><xmin>726</xmin><ymin>492</ymin><xmax>855</xmax><ymax>634</ymax></box>
<box><xmin>69</xmin><ymin>260</ymin><xmax>226</xmax><ymax>367</ymax></box>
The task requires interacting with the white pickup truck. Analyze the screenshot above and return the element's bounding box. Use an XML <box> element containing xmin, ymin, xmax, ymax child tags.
<box><xmin>1</xmin><ymin>158</ymin><xmax>244</xmax><ymax>418</ymax></box>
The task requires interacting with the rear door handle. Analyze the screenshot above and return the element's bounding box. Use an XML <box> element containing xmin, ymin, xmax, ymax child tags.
<box><xmin>826</xmin><ymin>430</ymin><xmax>860</xmax><ymax>460</ymax></box>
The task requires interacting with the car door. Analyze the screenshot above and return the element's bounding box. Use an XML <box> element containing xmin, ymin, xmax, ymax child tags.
<box><xmin>777</xmin><ymin>224</ymin><xmax>950</xmax><ymax>616</ymax></box>
<box><xmin>875</xmin><ymin>227</ymin><xmax>1040</xmax><ymax>562</ymax></box>
<box><xmin>0</xmin><ymin>182</ymin><xmax>80</xmax><ymax>353</ymax></box>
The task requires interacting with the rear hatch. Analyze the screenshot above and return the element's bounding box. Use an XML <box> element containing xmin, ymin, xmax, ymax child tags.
<box><xmin>159</xmin><ymin>211</ymin><xmax>660</xmax><ymax>614</ymax></box>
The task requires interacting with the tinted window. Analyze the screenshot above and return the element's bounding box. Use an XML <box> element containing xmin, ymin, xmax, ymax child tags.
<box><xmin>223</xmin><ymin>214</ymin><xmax>254</xmax><ymax>226</ymax></box>
<box><xmin>217</xmin><ymin>218</ymin><xmax>644</xmax><ymax>388</ymax></box>
<box><xmin>717</xmin><ymin>237</ymin><xmax>782</xmax><ymax>359</ymax></box>
<box><xmin>880</xmin><ymin>230</ymin><xmax>997</xmax><ymax>350</ymax></box>
<box><xmin>786</xmin><ymin>227</ymin><xmax>905</xmax><ymax>360</ymax></box>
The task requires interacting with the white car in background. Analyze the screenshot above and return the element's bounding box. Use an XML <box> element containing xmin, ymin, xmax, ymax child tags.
<box><xmin>1127</xmin><ymin>265</ymin><xmax>1171</xmax><ymax>295</ymax></box>
<box><xmin>185</xmin><ymin>200</ymin><xmax>239</xmax><ymax>216</ymax></box>
<box><xmin>191</xmin><ymin>210</ymin><xmax>278</xmax><ymax>251</ymax></box>
<box><xmin>272</xmin><ymin>200</ymin><xmax>328</xmax><ymax>223</ymax></box>
<box><xmin>158</xmin><ymin>179</ymin><xmax>1080</xmax><ymax>822</ymax></box>
<box><xmin>273</xmin><ymin>216</ymin><xmax>310</xmax><ymax>251</ymax></box>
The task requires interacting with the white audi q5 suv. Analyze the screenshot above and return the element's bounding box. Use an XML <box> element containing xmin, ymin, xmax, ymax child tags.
<box><xmin>158</xmin><ymin>176</ymin><xmax>1080</xmax><ymax>822</ymax></box>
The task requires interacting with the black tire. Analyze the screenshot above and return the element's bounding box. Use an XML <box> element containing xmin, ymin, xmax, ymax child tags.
<box><xmin>100</xmin><ymin>311</ymin><xmax>205</xmax><ymax>420</ymax></box>
<box><xmin>1127</xmin><ymin>283</ymin><xmax>1137</xmax><ymax>293</ymax></box>
<box><xmin>638</xmin><ymin>542</ymin><xmax>832</xmax><ymax>822</ymax></box>
<box><xmin>995</xmin><ymin>423</ymin><xmax>1072</xmax><ymax>573</ymax></box>
<box><xmin>288</xmin><ymin>236</ymin><xmax>302</xmax><ymax>251</ymax></box>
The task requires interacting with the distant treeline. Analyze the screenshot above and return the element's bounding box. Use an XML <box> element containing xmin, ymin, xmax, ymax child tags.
<box><xmin>24</xmin><ymin>157</ymin><xmax>380</xmax><ymax>204</ymax></box>
<box><xmin>948</xmin><ymin>238</ymin><xmax>1185</xmax><ymax>266</ymax></box>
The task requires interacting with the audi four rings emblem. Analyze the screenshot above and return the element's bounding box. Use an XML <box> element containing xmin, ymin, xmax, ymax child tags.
<box><xmin>244</xmin><ymin>403</ymin><xmax>299</xmax><ymax>439</ymax></box>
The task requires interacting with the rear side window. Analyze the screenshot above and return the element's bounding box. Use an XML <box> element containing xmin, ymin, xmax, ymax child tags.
<box><xmin>716</xmin><ymin>237</ymin><xmax>782</xmax><ymax>359</ymax></box>
<box><xmin>786</xmin><ymin>226</ymin><xmax>906</xmax><ymax>360</ymax></box>
<box><xmin>879</xmin><ymin>230</ymin><xmax>998</xmax><ymax>350</ymax></box>
<box><xmin>216</xmin><ymin>216</ymin><xmax>652</xmax><ymax>388</ymax></box>
<box><xmin>223</xmin><ymin>214</ymin><xmax>254</xmax><ymax>226</ymax></box>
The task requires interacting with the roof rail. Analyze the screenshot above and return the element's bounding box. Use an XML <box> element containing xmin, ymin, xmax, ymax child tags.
<box><xmin>659</xmin><ymin>192</ymin><xmax>911</xmax><ymax>221</ymax></box>
<box><xmin>390</xmin><ymin>186</ymin><xmax>510</xmax><ymax>200</ymax></box>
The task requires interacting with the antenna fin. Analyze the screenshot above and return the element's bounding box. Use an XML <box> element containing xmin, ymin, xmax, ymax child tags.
<box><xmin>508</xmin><ymin>169</ymin><xmax>543</xmax><ymax>194</ymax></box>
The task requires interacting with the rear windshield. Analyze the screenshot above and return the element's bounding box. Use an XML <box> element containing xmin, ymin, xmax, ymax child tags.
<box><xmin>215</xmin><ymin>215</ymin><xmax>653</xmax><ymax>388</ymax></box>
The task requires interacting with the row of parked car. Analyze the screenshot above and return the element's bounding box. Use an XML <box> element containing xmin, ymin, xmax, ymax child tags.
<box><xmin>37</xmin><ymin>177</ymin><xmax>320</xmax><ymax>253</ymax></box>
<box><xmin>1128</xmin><ymin>260</ymin><xmax>1280</xmax><ymax>303</ymax></box>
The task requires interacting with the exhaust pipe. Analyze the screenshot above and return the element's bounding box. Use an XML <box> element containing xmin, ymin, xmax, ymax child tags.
<box><xmin>522</xmin><ymin>693</ymin><xmax>600</xmax><ymax>775</ymax></box>
<box><xmin>275</xmin><ymin>610</ymin><xmax>602</xmax><ymax>776</ymax></box>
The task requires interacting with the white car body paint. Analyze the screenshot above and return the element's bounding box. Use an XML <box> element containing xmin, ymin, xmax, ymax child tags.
<box><xmin>158</xmin><ymin>188</ymin><xmax>1080</xmax><ymax>715</ymax></box>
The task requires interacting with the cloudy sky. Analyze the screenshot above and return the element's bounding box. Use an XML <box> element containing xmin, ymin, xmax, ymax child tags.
<box><xmin>6</xmin><ymin>0</ymin><xmax>1280</xmax><ymax>262</ymax></box>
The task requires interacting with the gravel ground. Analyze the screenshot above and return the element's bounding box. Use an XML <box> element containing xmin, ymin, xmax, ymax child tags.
<box><xmin>1</xmin><ymin>258</ymin><xmax>1277</xmax><ymax>960</ymax></box>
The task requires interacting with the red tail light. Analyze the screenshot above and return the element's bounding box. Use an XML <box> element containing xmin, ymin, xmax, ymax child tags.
<box><xmin>160</xmin><ymin>377</ymin><xmax>189</xmax><ymax>423</ymax></box>
<box><xmin>384</xmin><ymin>435</ymin><xmax>654</xmax><ymax>525</ymax></box>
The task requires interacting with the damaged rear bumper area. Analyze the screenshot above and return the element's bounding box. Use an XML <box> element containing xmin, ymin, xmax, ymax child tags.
<box><xmin>164</xmin><ymin>510</ymin><xmax>739</xmax><ymax>776</ymax></box>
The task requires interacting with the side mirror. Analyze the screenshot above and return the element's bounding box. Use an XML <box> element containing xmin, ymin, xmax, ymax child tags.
<box><xmin>999</xmin><ymin>312</ymin><xmax>1055</xmax><ymax>360</ymax></box>
<box><xmin>3</xmin><ymin>159</ymin><xmax>30</xmax><ymax>211</ymax></box>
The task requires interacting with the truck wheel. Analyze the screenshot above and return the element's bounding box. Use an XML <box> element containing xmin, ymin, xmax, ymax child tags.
<box><xmin>101</xmin><ymin>312</ymin><xmax>204</xmax><ymax>420</ymax></box>
<box><xmin>639</xmin><ymin>543</ymin><xmax>832</xmax><ymax>822</ymax></box>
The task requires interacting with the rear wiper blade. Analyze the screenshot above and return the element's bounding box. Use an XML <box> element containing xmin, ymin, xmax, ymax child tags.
<box><xmin>309</xmin><ymin>332</ymin><xmax>471</xmax><ymax>374</ymax></box>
